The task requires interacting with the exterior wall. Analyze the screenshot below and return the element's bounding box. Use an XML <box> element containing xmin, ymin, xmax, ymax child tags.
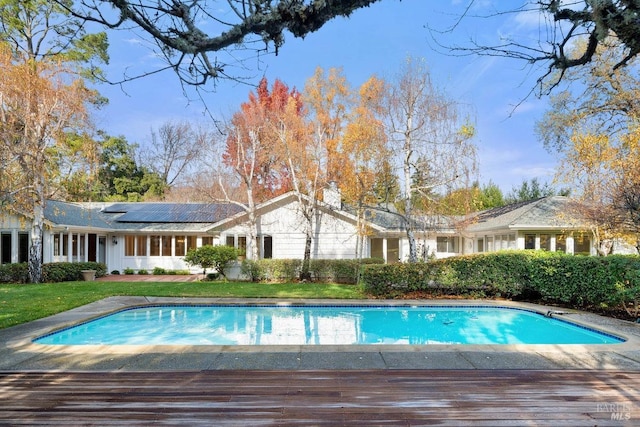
<box><xmin>111</xmin><ymin>234</ymin><xmax>220</xmax><ymax>274</ymax></box>
<box><xmin>221</xmin><ymin>203</ymin><xmax>360</xmax><ymax>260</ymax></box>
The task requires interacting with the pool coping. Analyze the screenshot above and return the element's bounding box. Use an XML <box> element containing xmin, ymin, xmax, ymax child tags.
<box><xmin>2</xmin><ymin>297</ymin><xmax>640</xmax><ymax>371</ymax></box>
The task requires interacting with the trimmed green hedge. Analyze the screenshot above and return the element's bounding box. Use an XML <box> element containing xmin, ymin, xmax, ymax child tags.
<box><xmin>241</xmin><ymin>258</ymin><xmax>385</xmax><ymax>284</ymax></box>
<box><xmin>0</xmin><ymin>263</ymin><xmax>29</xmax><ymax>283</ymax></box>
<box><xmin>361</xmin><ymin>252</ymin><xmax>640</xmax><ymax>311</ymax></box>
<box><xmin>42</xmin><ymin>262</ymin><xmax>107</xmax><ymax>282</ymax></box>
<box><xmin>0</xmin><ymin>262</ymin><xmax>108</xmax><ymax>283</ymax></box>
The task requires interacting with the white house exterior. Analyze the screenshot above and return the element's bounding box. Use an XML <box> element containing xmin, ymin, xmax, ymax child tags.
<box><xmin>1</xmin><ymin>194</ymin><xmax>634</xmax><ymax>276</ymax></box>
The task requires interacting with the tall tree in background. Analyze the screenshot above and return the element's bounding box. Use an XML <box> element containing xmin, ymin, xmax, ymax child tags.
<box><xmin>0</xmin><ymin>47</ymin><xmax>98</xmax><ymax>282</ymax></box>
<box><xmin>222</xmin><ymin>78</ymin><xmax>294</xmax><ymax>258</ymax></box>
<box><xmin>0</xmin><ymin>1</ymin><xmax>108</xmax><ymax>282</ymax></box>
<box><xmin>383</xmin><ymin>58</ymin><xmax>477</xmax><ymax>262</ymax></box>
<box><xmin>340</xmin><ymin>76</ymin><xmax>388</xmax><ymax>258</ymax></box>
<box><xmin>303</xmin><ymin>67</ymin><xmax>352</xmax><ymax>183</ymax></box>
<box><xmin>504</xmin><ymin>178</ymin><xmax>566</xmax><ymax>204</ymax></box>
<box><xmin>144</xmin><ymin>121</ymin><xmax>208</xmax><ymax>194</ymax></box>
<box><xmin>538</xmin><ymin>39</ymin><xmax>640</xmax><ymax>254</ymax></box>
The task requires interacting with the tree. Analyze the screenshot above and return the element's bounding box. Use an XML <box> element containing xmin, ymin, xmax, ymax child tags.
<box><xmin>144</xmin><ymin>121</ymin><xmax>208</xmax><ymax>193</ymax></box>
<box><xmin>339</xmin><ymin>76</ymin><xmax>388</xmax><ymax>258</ymax></box>
<box><xmin>442</xmin><ymin>1</ymin><xmax>640</xmax><ymax>92</ymax></box>
<box><xmin>476</xmin><ymin>181</ymin><xmax>505</xmax><ymax>210</ymax></box>
<box><xmin>184</xmin><ymin>245</ymin><xmax>238</xmax><ymax>278</ymax></box>
<box><xmin>383</xmin><ymin>57</ymin><xmax>477</xmax><ymax>262</ymax></box>
<box><xmin>504</xmin><ymin>178</ymin><xmax>564</xmax><ymax>204</ymax></box>
<box><xmin>61</xmin><ymin>0</ymin><xmax>382</xmax><ymax>85</ymax></box>
<box><xmin>0</xmin><ymin>1</ymin><xmax>108</xmax><ymax>282</ymax></box>
<box><xmin>97</xmin><ymin>135</ymin><xmax>166</xmax><ymax>201</ymax></box>
<box><xmin>0</xmin><ymin>46</ymin><xmax>98</xmax><ymax>282</ymax></box>
<box><xmin>537</xmin><ymin>39</ymin><xmax>640</xmax><ymax>254</ymax></box>
<box><xmin>221</xmin><ymin>77</ymin><xmax>294</xmax><ymax>259</ymax></box>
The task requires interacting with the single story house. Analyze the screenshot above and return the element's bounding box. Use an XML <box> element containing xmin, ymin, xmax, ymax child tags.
<box><xmin>0</xmin><ymin>192</ymin><xmax>633</xmax><ymax>275</ymax></box>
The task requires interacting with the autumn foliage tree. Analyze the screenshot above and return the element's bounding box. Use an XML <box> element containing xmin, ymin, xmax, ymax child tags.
<box><xmin>538</xmin><ymin>39</ymin><xmax>640</xmax><ymax>254</ymax></box>
<box><xmin>383</xmin><ymin>58</ymin><xmax>477</xmax><ymax>262</ymax></box>
<box><xmin>0</xmin><ymin>46</ymin><xmax>98</xmax><ymax>282</ymax></box>
<box><xmin>222</xmin><ymin>77</ymin><xmax>296</xmax><ymax>258</ymax></box>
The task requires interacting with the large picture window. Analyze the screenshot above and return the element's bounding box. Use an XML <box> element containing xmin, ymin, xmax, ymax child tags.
<box><xmin>125</xmin><ymin>236</ymin><xmax>135</xmax><ymax>256</ymax></box>
<box><xmin>162</xmin><ymin>236</ymin><xmax>172</xmax><ymax>256</ymax></box>
<box><xmin>437</xmin><ymin>236</ymin><xmax>459</xmax><ymax>253</ymax></box>
<box><xmin>175</xmin><ymin>236</ymin><xmax>186</xmax><ymax>256</ymax></box>
<box><xmin>150</xmin><ymin>236</ymin><xmax>161</xmax><ymax>256</ymax></box>
<box><xmin>137</xmin><ymin>236</ymin><xmax>147</xmax><ymax>256</ymax></box>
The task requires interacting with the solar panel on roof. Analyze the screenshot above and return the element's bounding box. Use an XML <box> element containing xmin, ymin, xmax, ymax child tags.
<box><xmin>113</xmin><ymin>203</ymin><xmax>243</xmax><ymax>223</ymax></box>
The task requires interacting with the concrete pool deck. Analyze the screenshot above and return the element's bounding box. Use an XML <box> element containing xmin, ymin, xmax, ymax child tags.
<box><xmin>2</xmin><ymin>297</ymin><xmax>640</xmax><ymax>371</ymax></box>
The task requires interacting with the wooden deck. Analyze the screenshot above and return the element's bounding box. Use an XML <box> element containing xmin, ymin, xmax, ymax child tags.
<box><xmin>2</xmin><ymin>370</ymin><xmax>639</xmax><ymax>426</ymax></box>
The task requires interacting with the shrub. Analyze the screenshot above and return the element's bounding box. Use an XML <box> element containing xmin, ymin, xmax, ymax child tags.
<box><xmin>184</xmin><ymin>245</ymin><xmax>238</xmax><ymax>278</ymax></box>
<box><xmin>111</xmin><ymin>270</ymin><xmax>120</xmax><ymax>275</ymax></box>
<box><xmin>361</xmin><ymin>251</ymin><xmax>640</xmax><ymax>313</ymax></box>
<box><xmin>0</xmin><ymin>263</ymin><xmax>29</xmax><ymax>283</ymax></box>
<box><xmin>124</xmin><ymin>267</ymin><xmax>135</xmax><ymax>275</ymax></box>
<box><xmin>153</xmin><ymin>267</ymin><xmax>167</xmax><ymax>275</ymax></box>
<box><xmin>41</xmin><ymin>262</ymin><xmax>107</xmax><ymax>283</ymax></box>
<box><xmin>138</xmin><ymin>269</ymin><xmax>148</xmax><ymax>275</ymax></box>
<box><xmin>241</xmin><ymin>259</ymin><xmax>263</xmax><ymax>282</ymax></box>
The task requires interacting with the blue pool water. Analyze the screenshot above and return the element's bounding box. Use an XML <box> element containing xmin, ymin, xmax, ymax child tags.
<box><xmin>34</xmin><ymin>305</ymin><xmax>623</xmax><ymax>345</ymax></box>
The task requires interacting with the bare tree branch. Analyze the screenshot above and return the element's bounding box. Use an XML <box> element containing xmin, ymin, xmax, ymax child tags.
<box><xmin>58</xmin><ymin>0</ymin><xmax>383</xmax><ymax>86</ymax></box>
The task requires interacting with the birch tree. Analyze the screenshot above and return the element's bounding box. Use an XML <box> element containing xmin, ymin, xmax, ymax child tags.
<box><xmin>0</xmin><ymin>1</ymin><xmax>107</xmax><ymax>282</ymax></box>
<box><xmin>0</xmin><ymin>47</ymin><xmax>97</xmax><ymax>282</ymax></box>
<box><xmin>384</xmin><ymin>58</ymin><xmax>477</xmax><ymax>262</ymax></box>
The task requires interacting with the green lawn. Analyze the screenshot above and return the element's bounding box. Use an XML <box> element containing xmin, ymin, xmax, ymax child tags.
<box><xmin>0</xmin><ymin>281</ymin><xmax>366</xmax><ymax>330</ymax></box>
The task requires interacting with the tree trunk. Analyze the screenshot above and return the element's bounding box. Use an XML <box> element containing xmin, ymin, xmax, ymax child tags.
<box><xmin>28</xmin><ymin>181</ymin><xmax>45</xmax><ymax>283</ymax></box>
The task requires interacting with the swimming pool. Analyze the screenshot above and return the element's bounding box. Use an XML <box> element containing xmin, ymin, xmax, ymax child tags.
<box><xmin>34</xmin><ymin>305</ymin><xmax>623</xmax><ymax>345</ymax></box>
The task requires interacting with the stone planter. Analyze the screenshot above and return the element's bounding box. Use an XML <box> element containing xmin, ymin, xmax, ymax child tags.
<box><xmin>81</xmin><ymin>270</ymin><xmax>96</xmax><ymax>281</ymax></box>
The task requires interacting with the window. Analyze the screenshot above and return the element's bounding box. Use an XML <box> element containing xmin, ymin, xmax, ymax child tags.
<box><xmin>53</xmin><ymin>234</ymin><xmax>60</xmax><ymax>257</ymax></box>
<box><xmin>477</xmin><ymin>238</ymin><xmax>484</xmax><ymax>252</ymax></box>
<box><xmin>238</xmin><ymin>236</ymin><xmax>247</xmax><ymax>256</ymax></box>
<box><xmin>225</xmin><ymin>235</ymin><xmax>234</xmax><ymax>247</ymax></box>
<box><xmin>62</xmin><ymin>234</ymin><xmax>69</xmax><ymax>256</ymax></box>
<box><xmin>175</xmin><ymin>236</ymin><xmax>186</xmax><ymax>256</ymax></box>
<box><xmin>437</xmin><ymin>236</ymin><xmax>459</xmax><ymax>253</ymax></box>
<box><xmin>486</xmin><ymin>236</ymin><xmax>493</xmax><ymax>252</ymax></box>
<box><xmin>508</xmin><ymin>234</ymin><xmax>516</xmax><ymax>250</ymax></box>
<box><xmin>150</xmin><ymin>236</ymin><xmax>161</xmax><ymax>256</ymax></box>
<box><xmin>125</xmin><ymin>236</ymin><xmax>135</xmax><ymax>256</ymax></box>
<box><xmin>187</xmin><ymin>236</ymin><xmax>197</xmax><ymax>252</ymax></box>
<box><xmin>262</xmin><ymin>236</ymin><xmax>273</xmax><ymax>259</ymax></box>
<box><xmin>556</xmin><ymin>234</ymin><xmax>566</xmax><ymax>252</ymax></box>
<box><xmin>540</xmin><ymin>234</ymin><xmax>551</xmax><ymax>251</ymax></box>
<box><xmin>202</xmin><ymin>236</ymin><xmax>213</xmax><ymax>246</ymax></box>
<box><xmin>524</xmin><ymin>234</ymin><xmax>536</xmax><ymax>250</ymax></box>
<box><xmin>79</xmin><ymin>234</ymin><xmax>85</xmax><ymax>258</ymax></box>
<box><xmin>137</xmin><ymin>236</ymin><xmax>147</xmax><ymax>256</ymax></box>
<box><xmin>574</xmin><ymin>234</ymin><xmax>591</xmax><ymax>255</ymax></box>
<box><xmin>72</xmin><ymin>234</ymin><xmax>78</xmax><ymax>257</ymax></box>
<box><xmin>18</xmin><ymin>233</ymin><xmax>28</xmax><ymax>263</ymax></box>
<box><xmin>162</xmin><ymin>236</ymin><xmax>172</xmax><ymax>256</ymax></box>
<box><xmin>1</xmin><ymin>233</ymin><xmax>11</xmax><ymax>264</ymax></box>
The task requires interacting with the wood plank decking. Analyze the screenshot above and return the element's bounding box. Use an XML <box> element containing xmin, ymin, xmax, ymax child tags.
<box><xmin>2</xmin><ymin>370</ymin><xmax>639</xmax><ymax>426</ymax></box>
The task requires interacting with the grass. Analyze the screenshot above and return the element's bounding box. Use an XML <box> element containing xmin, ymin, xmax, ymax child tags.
<box><xmin>0</xmin><ymin>281</ymin><xmax>366</xmax><ymax>330</ymax></box>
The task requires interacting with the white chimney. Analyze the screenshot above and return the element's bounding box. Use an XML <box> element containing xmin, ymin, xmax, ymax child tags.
<box><xmin>324</xmin><ymin>181</ymin><xmax>342</xmax><ymax>209</ymax></box>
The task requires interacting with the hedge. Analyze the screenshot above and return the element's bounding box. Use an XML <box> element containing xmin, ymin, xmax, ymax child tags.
<box><xmin>0</xmin><ymin>262</ymin><xmax>107</xmax><ymax>283</ymax></box>
<box><xmin>361</xmin><ymin>251</ymin><xmax>640</xmax><ymax>312</ymax></box>
<box><xmin>42</xmin><ymin>262</ymin><xmax>107</xmax><ymax>283</ymax></box>
<box><xmin>241</xmin><ymin>258</ymin><xmax>385</xmax><ymax>284</ymax></box>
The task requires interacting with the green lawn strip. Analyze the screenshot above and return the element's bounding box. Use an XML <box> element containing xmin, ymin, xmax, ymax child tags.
<box><xmin>0</xmin><ymin>281</ymin><xmax>365</xmax><ymax>330</ymax></box>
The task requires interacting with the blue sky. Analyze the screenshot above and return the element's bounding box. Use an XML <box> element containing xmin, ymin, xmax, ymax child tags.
<box><xmin>95</xmin><ymin>0</ymin><xmax>559</xmax><ymax>194</ymax></box>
